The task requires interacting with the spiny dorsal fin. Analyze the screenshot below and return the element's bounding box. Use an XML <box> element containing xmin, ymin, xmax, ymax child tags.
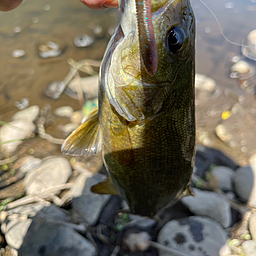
<box><xmin>61</xmin><ymin>107</ymin><xmax>102</xmax><ymax>156</ymax></box>
<box><xmin>91</xmin><ymin>177</ymin><xmax>119</xmax><ymax>195</ymax></box>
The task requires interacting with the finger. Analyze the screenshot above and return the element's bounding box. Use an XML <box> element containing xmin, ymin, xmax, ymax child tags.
<box><xmin>0</xmin><ymin>0</ymin><xmax>23</xmax><ymax>12</ymax></box>
<box><xmin>80</xmin><ymin>0</ymin><xmax>118</xmax><ymax>9</ymax></box>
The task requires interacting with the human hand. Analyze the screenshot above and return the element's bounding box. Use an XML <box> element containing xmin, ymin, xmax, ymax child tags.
<box><xmin>80</xmin><ymin>0</ymin><xmax>118</xmax><ymax>9</ymax></box>
<box><xmin>0</xmin><ymin>0</ymin><xmax>23</xmax><ymax>11</ymax></box>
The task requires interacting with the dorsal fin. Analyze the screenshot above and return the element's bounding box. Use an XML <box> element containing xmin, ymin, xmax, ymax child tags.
<box><xmin>61</xmin><ymin>107</ymin><xmax>102</xmax><ymax>156</ymax></box>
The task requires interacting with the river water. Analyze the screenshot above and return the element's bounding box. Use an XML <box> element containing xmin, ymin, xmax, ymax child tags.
<box><xmin>0</xmin><ymin>0</ymin><xmax>256</xmax><ymax>164</ymax></box>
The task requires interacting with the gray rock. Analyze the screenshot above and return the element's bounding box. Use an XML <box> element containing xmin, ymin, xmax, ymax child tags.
<box><xmin>24</xmin><ymin>157</ymin><xmax>72</xmax><ymax>195</ymax></box>
<box><xmin>72</xmin><ymin>173</ymin><xmax>110</xmax><ymax>225</ymax></box>
<box><xmin>157</xmin><ymin>216</ymin><xmax>228</xmax><ymax>256</ymax></box>
<box><xmin>242</xmin><ymin>240</ymin><xmax>256</xmax><ymax>256</ymax></box>
<box><xmin>211</xmin><ymin>166</ymin><xmax>234</xmax><ymax>191</ymax></box>
<box><xmin>54</xmin><ymin>106</ymin><xmax>74</xmax><ymax>117</ymax></box>
<box><xmin>0</xmin><ymin>120</ymin><xmax>35</xmax><ymax>154</ymax></box>
<box><xmin>181</xmin><ymin>188</ymin><xmax>231</xmax><ymax>228</ymax></box>
<box><xmin>2</xmin><ymin>203</ymin><xmax>96</xmax><ymax>256</ymax></box>
<box><xmin>128</xmin><ymin>214</ymin><xmax>157</xmax><ymax>229</ymax></box>
<box><xmin>249</xmin><ymin>212</ymin><xmax>256</xmax><ymax>241</ymax></box>
<box><xmin>233</xmin><ymin>166</ymin><xmax>256</xmax><ymax>206</ymax></box>
<box><xmin>12</xmin><ymin>105</ymin><xmax>40</xmax><ymax>122</ymax></box>
<box><xmin>2</xmin><ymin>203</ymin><xmax>68</xmax><ymax>249</ymax></box>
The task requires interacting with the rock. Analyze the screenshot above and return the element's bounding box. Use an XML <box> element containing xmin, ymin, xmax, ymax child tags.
<box><xmin>61</xmin><ymin>123</ymin><xmax>79</xmax><ymax>134</ymax></box>
<box><xmin>54</xmin><ymin>106</ymin><xmax>74</xmax><ymax>117</ymax></box>
<box><xmin>211</xmin><ymin>166</ymin><xmax>234</xmax><ymax>191</ymax></box>
<box><xmin>215</xmin><ymin>124</ymin><xmax>235</xmax><ymax>147</ymax></box>
<box><xmin>233</xmin><ymin>166</ymin><xmax>256</xmax><ymax>206</ymax></box>
<box><xmin>242</xmin><ymin>29</ymin><xmax>256</xmax><ymax>61</ymax></box>
<box><xmin>70</xmin><ymin>110</ymin><xmax>83</xmax><ymax>124</ymax></box>
<box><xmin>14</xmin><ymin>98</ymin><xmax>29</xmax><ymax>110</ymax></box>
<box><xmin>24</xmin><ymin>157</ymin><xmax>72</xmax><ymax>195</ymax></box>
<box><xmin>249</xmin><ymin>212</ymin><xmax>256</xmax><ymax>240</ymax></box>
<box><xmin>195</xmin><ymin>74</ymin><xmax>216</xmax><ymax>92</ymax></box>
<box><xmin>74</xmin><ymin>34</ymin><xmax>95</xmax><ymax>47</ymax></box>
<box><xmin>0</xmin><ymin>120</ymin><xmax>35</xmax><ymax>154</ymax></box>
<box><xmin>19</xmin><ymin>223</ymin><xmax>97</xmax><ymax>256</ymax></box>
<box><xmin>157</xmin><ymin>216</ymin><xmax>228</xmax><ymax>256</ymax></box>
<box><xmin>181</xmin><ymin>188</ymin><xmax>231</xmax><ymax>228</ymax></box>
<box><xmin>123</xmin><ymin>232</ymin><xmax>151</xmax><ymax>252</ymax></box>
<box><xmin>12</xmin><ymin>105</ymin><xmax>40</xmax><ymax>122</ymax></box>
<box><xmin>16</xmin><ymin>156</ymin><xmax>42</xmax><ymax>174</ymax></box>
<box><xmin>194</xmin><ymin>145</ymin><xmax>239</xmax><ymax>178</ymax></box>
<box><xmin>65</xmin><ymin>76</ymin><xmax>98</xmax><ymax>100</ymax></box>
<box><xmin>128</xmin><ymin>215</ymin><xmax>157</xmax><ymax>230</ymax></box>
<box><xmin>71</xmin><ymin>173</ymin><xmax>110</xmax><ymax>225</ymax></box>
<box><xmin>38</xmin><ymin>41</ymin><xmax>65</xmax><ymax>59</ymax></box>
<box><xmin>12</xmin><ymin>49</ymin><xmax>25</xmax><ymax>58</ymax></box>
<box><xmin>2</xmin><ymin>203</ymin><xmax>68</xmax><ymax>250</ymax></box>
<box><xmin>44</xmin><ymin>81</ymin><xmax>66</xmax><ymax>99</ymax></box>
<box><xmin>242</xmin><ymin>240</ymin><xmax>256</xmax><ymax>256</ymax></box>
<box><xmin>230</xmin><ymin>60</ymin><xmax>254</xmax><ymax>80</ymax></box>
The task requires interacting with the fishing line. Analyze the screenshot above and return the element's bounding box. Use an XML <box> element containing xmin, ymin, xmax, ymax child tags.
<box><xmin>198</xmin><ymin>0</ymin><xmax>246</xmax><ymax>48</ymax></box>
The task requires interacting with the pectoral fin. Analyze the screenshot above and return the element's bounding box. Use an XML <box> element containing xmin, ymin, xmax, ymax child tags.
<box><xmin>91</xmin><ymin>177</ymin><xmax>120</xmax><ymax>195</ymax></box>
<box><xmin>61</xmin><ymin>107</ymin><xmax>102</xmax><ymax>156</ymax></box>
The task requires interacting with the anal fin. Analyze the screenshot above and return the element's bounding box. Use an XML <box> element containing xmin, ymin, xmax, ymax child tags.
<box><xmin>91</xmin><ymin>177</ymin><xmax>120</xmax><ymax>195</ymax></box>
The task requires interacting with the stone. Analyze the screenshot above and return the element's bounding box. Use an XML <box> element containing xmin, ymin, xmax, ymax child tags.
<box><xmin>181</xmin><ymin>188</ymin><xmax>231</xmax><ymax>228</ymax></box>
<box><xmin>0</xmin><ymin>120</ymin><xmax>35</xmax><ymax>154</ymax></box>
<box><xmin>157</xmin><ymin>216</ymin><xmax>228</xmax><ymax>256</ymax></box>
<box><xmin>71</xmin><ymin>173</ymin><xmax>110</xmax><ymax>225</ymax></box>
<box><xmin>61</xmin><ymin>123</ymin><xmax>79</xmax><ymax>134</ymax></box>
<box><xmin>70</xmin><ymin>110</ymin><xmax>83</xmax><ymax>124</ymax></box>
<box><xmin>74</xmin><ymin>34</ymin><xmax>95</xmax><ymax>47</ymax></box>
<box><xmin>242</xmin><ymin>29</ymin><xmax>256</xmax><ymax>61</ymax></box>
<box><xmin>65</xmin><ymin>76</ymin><xmax>98</xmax><ymax>100</ymax></box>
<box><xmin>128</xmin><ymin>214</ymin><xmax>157</xmax><ymax>230</ymax></box>
<box><xmin>2</xmin><ymin>203</ymin><xmax>68</xmax><ymax>250</ymax></box>
<box><xmin>12</xmin><ymin>106</ymin><xmax>40</xmax><ymax>123</ymax></box>
<box><xmin>3</xmin><ymin>203</ymin><xmax>96</xmax><ymax>256</ymax></box>
<box><xmin>54</xmin><ymin>106</ymin><xmax>74</xmax><ymax>117</ymax></box>
<box><xmin>24</xmin><ymin>157</ymin><xmax>72</xmax><ymax>195</ymax></box>
<box><xmin>17</xmin><ymin>156</ymin><xmax>42</xmax><ymax>174</ymax></box>
<box><xmin>233</xmin><ymin>166</ymin><xmax>256</xmax><ymax>207</ymax></box>
<box><xmin>211</xmin><ymin>166</ymin><xmax>234</xmax><ymax>191</ymax></box>
<box><xmin>12</xmin><ymin>49</ymin><xmax>25</xmax><ymax>58</ymax></box>
<box><xmin>195</xmin><ymin>74</ymin><xmax>216</xmax><ymax>92</ymax></box>
<box><xmin>242</xmin><ymin>240</ymin><xmax>256</xmax><ymax>256</ymax></box>
<box><xmin>249</xmin><ymin>212</ymin><xmax>256</xmax><ymax>241</ymax></box>
<box><xmin>123</xmin><ymin>232</ymin><xmax>151</xmax><ymax>252</ymax></box>
<box><xmin>194</xmin><ymin>145</ymin><xmax>238</xmax><ymax>178</ymax></box>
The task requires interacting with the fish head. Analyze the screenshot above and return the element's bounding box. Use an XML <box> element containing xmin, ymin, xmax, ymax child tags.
<box><xmin>100</xmin><ymin>0</ymin><xmax>195</xmax><ymax>122</ymax></box>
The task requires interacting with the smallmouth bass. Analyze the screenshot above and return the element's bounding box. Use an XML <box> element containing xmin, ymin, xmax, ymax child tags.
<box><xmin>62</xmin><ymin>0</ymin><xmax>196</xmax><ymax>218</ymax></box>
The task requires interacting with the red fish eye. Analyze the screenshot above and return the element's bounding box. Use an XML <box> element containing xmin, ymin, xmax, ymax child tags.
<box><xmin>167</xmin><ymin>27</ymin><xmax>185</xmax><ymax>53</ymax></box>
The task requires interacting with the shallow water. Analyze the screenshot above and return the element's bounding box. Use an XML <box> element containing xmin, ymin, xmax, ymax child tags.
<box><xmin>0</xmin><ymin>0</ymin><xmax>256</xmax><ymax>164</ymax></box>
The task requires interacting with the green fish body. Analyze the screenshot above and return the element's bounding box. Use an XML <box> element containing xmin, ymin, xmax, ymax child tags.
<box><xmin>62</xmin><ymin>0</ymin><xmax>195</xmax><ymax>217</ymax></box>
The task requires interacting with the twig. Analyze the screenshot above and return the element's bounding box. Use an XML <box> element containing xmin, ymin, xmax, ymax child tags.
<box><xmin>150</xmin><ymin>241</ymin><xmax>192</xmax><ymax>256</ymax></box>
<box><xmin>0</xmin><ymin>155</ymin><xmax>18</xmax><ymax>165</ymax></box>
<box><xmin>37</xmin><ymin>116</ymin><xmax>64</xmax><ymax>145</ymax></box>
<box><xmin>5</xmin><ymin>183</ymin><xmax>72</xmax><ymax>210</ymax></box>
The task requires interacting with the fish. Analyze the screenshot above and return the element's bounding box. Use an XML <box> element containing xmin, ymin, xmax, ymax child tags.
<box><xmin>62</xmin><ymin>0</ymin><xmax>196</xmax><ymax>218</ymax></box>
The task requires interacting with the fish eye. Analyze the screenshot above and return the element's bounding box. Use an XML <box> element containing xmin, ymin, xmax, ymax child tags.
<box><xmin>166</xmin><ymin>27</ymin><xmax>185</xmax><ymax>53</ymax></box>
